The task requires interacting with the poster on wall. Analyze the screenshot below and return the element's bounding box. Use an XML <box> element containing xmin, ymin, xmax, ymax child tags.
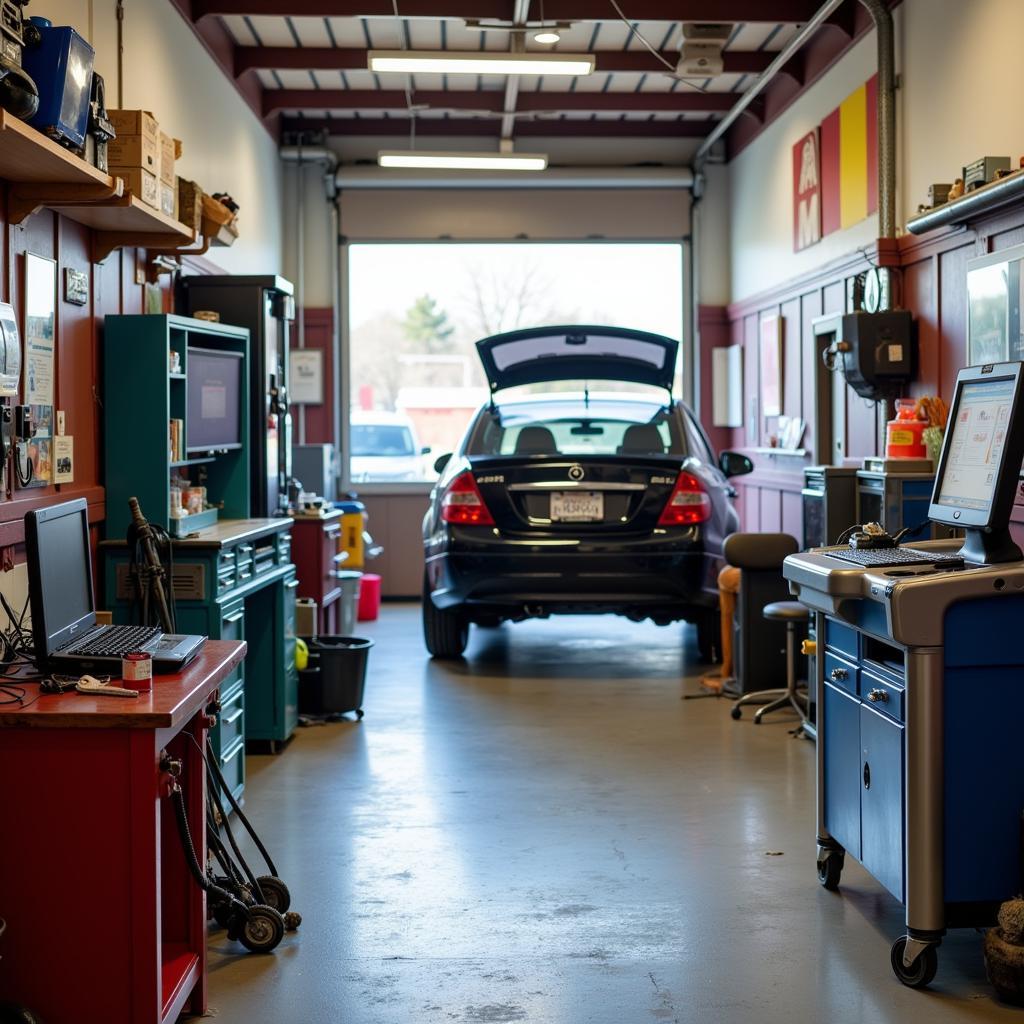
<box><xmin>760</xmin><ymin>315</ymin><xmax>783</xmax><ymax>417</ymax></box>
<box><xmin>712</xmin><ymin>345</ymin><xmax>743</xmax><ymax>428</ymax></box>
<box><xmin>792</xmin><ymin>128</ymin><xmax>821</xmax><ymax>252</ymax></box>
<box><xmin>290</xmin><ymin>349</ymin><xmax>324</xmax><ymax>404</ymax></box>
<box><xmin>24</xmin><ymin>253</ymin><xmax>56</xmax><ymax>407</ymax></box>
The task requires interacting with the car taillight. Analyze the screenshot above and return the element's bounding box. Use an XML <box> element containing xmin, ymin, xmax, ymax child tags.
<box><xmin>657</xmin><ymin>471</ymin><xmax>711</xmax><ymax>526</ymax></box>
<box><xmin>441</xmin><ymin>471</ymin><xmax>495</xmax><ymax>526</ymax></box>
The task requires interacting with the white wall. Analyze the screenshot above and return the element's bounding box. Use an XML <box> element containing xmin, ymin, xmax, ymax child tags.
<box><xmin>43</xmin><ymin>0</ymin><xmax>283</xmax><ymax>274</ymax></box>
<box><xmin>729</xmin><ymin>31</ymin><xmax>882</xmax><ymax>303</ymax></box>
<box><xmin>901</xmin><ymin>0</ymin><xmax>1024</xmax><ymax>225</ymax></box>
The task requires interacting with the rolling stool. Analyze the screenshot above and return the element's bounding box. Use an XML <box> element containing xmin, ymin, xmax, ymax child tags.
<box><xmin>730</xmin><ymin>601</ymin><xmax>810</xmax><ymax>724</ymax></box>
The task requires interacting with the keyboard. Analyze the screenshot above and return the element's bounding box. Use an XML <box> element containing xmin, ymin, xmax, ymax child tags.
<box><xmin>64</xmin><ymin>625</ymin><xmax>161</xmax><ymax>658</ymax></box>
<box><xmin>828</xmin><ymin>546</ymin><xmax>964</xmax><ymax>568</ymax></box>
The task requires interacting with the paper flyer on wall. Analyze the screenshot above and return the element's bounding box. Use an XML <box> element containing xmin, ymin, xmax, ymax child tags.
<box><xmin>25</xmin><ymin>332</ymin><xmax>54</xmax><ymax>406</ymax></box>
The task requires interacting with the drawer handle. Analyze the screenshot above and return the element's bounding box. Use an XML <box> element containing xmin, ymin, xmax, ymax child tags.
<box><xmin>332</xmin><ymin>552</ymin><xmax>348</xmax><ymax>565</ymax></box>
<box><xmin>867</xmin><ymin>688</ymin><xmax>889</xmax><ymax>703</ymax></box>
<box><xmin>285</xmin><ymin>578</ymin><xmax>300</xmax><ymax>589</ymax></box>
<box><xmin>223</xmin><ymin>610</ymin><xmax>244</xmax><ymax>624</ymax></box>
<box><xmin>225</xmin><ymin>707</ymin><xmax>244</xmax><ymax>725</ymax></box>
<box><xmin>326</xmin><ymin>529</ymin><xmax>341</xmax><ymax>540</ymax></box>
<box><xmin>239</xmin><ymin>571</ymin><xmax>253</xmax><ymax>581</ymax></box>
<box><xmin>863</xmin><ymin>761</ymin><xmax>871</xmax><ymax>790</ymax></box>
<box><xmin>829</xmin><ymin>667</ymin><xmax>849</xmax><ymax>682</ymax></box>
<box><xmin>239</xmin><ymin>545</ymin><xmax>254</xmax><ymax>554</ymax></box>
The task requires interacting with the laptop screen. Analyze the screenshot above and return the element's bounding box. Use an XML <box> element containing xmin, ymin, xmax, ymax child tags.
<box><xmin>25</xmin><ymin>498</ymin><xmax>95</xmax><ymax>658</ymax></box>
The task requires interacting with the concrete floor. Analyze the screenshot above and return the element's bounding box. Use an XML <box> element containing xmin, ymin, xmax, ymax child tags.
<box><xmin>195</xmin><ymin>604</ymin><xmax>1019</xmax><ymax>1023</ymax></box>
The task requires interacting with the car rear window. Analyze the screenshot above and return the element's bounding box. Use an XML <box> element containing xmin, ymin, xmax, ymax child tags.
<box><xmin>468</xmin><ymin>403</ymin><xmax>686</xmax><ymax>457</ymax></box>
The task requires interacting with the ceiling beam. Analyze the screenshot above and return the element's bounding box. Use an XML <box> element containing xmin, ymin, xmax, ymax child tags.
<box><xmin>280</xmin><ymin>115</ymin><xmax>717</xmax><ymax>138</ymax></box>
<box><xmin>262</xmin><ymin>87</ymin><xmax>738</xmax><ymax>117</ymax></box>
<box><xmin>235</xmin><ymin>46</ymin><xmax>774</xmax><ymax>78</ymax></box>
<box><xmin>197</xmin><ymin>0</ymin><xmax>817</xmax><ymax>21</ymax></box>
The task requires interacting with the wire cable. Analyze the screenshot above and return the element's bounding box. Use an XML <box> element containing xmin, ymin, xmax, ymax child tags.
<box><xmin>606</xmin><ymin>0</ymin><xmax>708</xmax><ymax>90</ymax></box>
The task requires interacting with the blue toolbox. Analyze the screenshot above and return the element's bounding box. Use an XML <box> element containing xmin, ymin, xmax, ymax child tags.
<box><xmin>784</xmin><ymin>360</ymin><xmax>1024</xmax><ymax>988</ymax></box>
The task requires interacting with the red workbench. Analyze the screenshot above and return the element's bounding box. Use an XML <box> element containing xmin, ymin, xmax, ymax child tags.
<box><xmin>0</xmin><ymin>640</ymin><xmax>247</xmax><ymax>1024</ymax></box>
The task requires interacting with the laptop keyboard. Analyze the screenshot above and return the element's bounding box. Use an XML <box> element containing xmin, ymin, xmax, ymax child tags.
<box><xmin>828</xmin><ymin>546</ymin><xmax>964</xmax><ymax>568</ymax></box>
<box><xmin>65</xmin><ymin>625</ymin><xmax>161</xmax><ymax>657</ymax></box>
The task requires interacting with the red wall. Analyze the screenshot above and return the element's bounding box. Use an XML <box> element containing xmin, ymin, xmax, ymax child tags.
<box><xmin>718</xmin><ymin>206</ymin><xmax>1024</xmax><ymax>547</ymax></box>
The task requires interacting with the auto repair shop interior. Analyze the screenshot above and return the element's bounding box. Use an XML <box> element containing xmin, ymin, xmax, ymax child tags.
<box><xmin>5</xmin><ymin>0</ymin><xmax>1024</xmax><ymax>1021</ymax></box>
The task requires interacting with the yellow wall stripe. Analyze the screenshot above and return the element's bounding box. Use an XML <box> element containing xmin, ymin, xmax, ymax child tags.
<box><xmin>838</xmin><ymin>83</ymin><xmax>868</xmax><ymax>228</ymax></box>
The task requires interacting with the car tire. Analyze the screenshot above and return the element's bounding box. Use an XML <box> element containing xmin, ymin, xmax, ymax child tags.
<box><xmin>422</xmin><ymin>576</ymin><xmax>469</xmax><ymax>658</ymax></box>
<box><xmin>695</xmin><ymin>609</ymin><xmax>721</xmax><ymax>664</ymax></box>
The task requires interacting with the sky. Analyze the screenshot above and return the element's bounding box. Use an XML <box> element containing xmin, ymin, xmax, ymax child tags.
<box><xmin>347</xmin><ymin>242</ymin><xmax>684</xmax><ymax>340</ymax></box>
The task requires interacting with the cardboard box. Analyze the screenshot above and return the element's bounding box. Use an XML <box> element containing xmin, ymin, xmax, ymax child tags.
<box><xmin>177</xmin><ymin>177</ymin><xmax>203</xmax><ymax>231</ymax></box>
<box><xmin>108</xmin><ymin>109</ymin><xmax>159</xmax><ymax>143</ymax></box>
<box><xmin>160</xmin><ymin>180</ymin><xmax>178</xmax><ymax>220</ymax></box>
<box><xmin>159</xmin><ymin>131</ymin><xmax>179</xmax><ymax>185</ymax></box>
<box><xmin>120</xmin><ymin>167</ymin><xmax>159</xmax><ymax>210</ymax></box>
<box><xmin>108</xmin><ymin>133</ymin><xmax>159</xmax><ymax>175</ymax></box>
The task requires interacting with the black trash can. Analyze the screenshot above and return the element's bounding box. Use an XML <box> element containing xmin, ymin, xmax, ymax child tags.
<box><xmin>298</xmin><ymin>636</ymin><xmax>373</xmax><ymax>719</ymax></box>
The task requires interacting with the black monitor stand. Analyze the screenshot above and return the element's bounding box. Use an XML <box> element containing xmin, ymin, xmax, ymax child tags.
<box><xmin>960</xmin><ymin>528</ymin><xmax>1024</xmax><ymax>565</ymax></box>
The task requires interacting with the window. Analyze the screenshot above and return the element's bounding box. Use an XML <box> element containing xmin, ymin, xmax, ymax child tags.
<box><xmin>346</xmin><ymin>242</ymin><xmax>684</xmax><ymax>484</ymax></box>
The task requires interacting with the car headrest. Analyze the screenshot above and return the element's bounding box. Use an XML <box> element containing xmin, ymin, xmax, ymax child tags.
<box><xmin>723</xmin><ymin>532</ymin><xmax>799</xmax><ymax>570</ymax></box>
<box><xmin>618</xmin><ymin>423</ymin><xmax>664</xmax><ymax>455</ymax></box>
<box><xmin>514</xmin><ymin>426</ymin><xmax>557</xmax><ymax>455</ymax></box>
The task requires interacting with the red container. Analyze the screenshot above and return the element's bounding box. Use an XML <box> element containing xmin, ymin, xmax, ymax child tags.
<box><xmin>886</xmin><ymin>399</ymin><xmax>927</xmax><ymax>459</ymax></box>
<box><xmin>357</xmin><ymin>573</ymin><xmax>382</xmax><ymax>622</ymax></box>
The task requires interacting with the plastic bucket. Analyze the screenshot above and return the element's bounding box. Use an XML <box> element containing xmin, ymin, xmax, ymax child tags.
<box><xmin>298</xmin><ymin>635</ymin><xmax>373</xmax><ymax>716</ymax></box>
<box><xmin>357</xmin><ymin>572</ymin><xmax>381</xmax><ymax>622</ymax></box>
<box><xmin>335</xmin><ymin>570</ymin><xmax>362</xmax><ymax>635</ymax></box>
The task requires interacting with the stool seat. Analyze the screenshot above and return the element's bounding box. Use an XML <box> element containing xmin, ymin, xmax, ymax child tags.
<box><xmin>763</xmin><ymin>600</ymin><xmax>810</xmax><ymax>622</ymax></box>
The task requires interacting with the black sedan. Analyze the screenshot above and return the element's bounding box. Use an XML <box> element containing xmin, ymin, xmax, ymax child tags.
<box><xmin>421</xmin><ymin>325</ymin><xmax>752</xmax><ymax>658</ymax></box>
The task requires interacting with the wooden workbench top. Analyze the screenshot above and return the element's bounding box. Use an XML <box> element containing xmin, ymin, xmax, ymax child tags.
<box><xmin>0</xmin><ymin>640</ymin><xmax>246</xmax><ymax>730</ymax></box>
<box><xmin>100</xmin><ymin>517</ymin><xmax>292</xmax><ymax>549</ymax></box>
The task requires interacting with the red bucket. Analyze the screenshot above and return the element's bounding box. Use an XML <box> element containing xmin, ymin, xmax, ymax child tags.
<box><xmin>357</xmin><ymin>573</ymin><xmax>382</xmax><ymax>622</ymax></box>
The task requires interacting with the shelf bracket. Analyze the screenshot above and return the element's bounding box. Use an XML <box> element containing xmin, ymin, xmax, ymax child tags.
<box><xmin>93</xmin><ymin>228</ymin><xmax>198</xmax><ymax>265</ymax></box>
<box><xmin>145</xmin><ymin>233</ymin><xmax>212</xmax><ymax>282</ymax></box>
<box><xmin>8</xmin><ymin>179</ymin><xmax>124</xmax><ymax>226</ymax></box>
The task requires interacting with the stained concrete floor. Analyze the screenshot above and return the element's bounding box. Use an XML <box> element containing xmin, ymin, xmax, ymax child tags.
<box><xmin>194</xmin><ymin>604</ymin><xmax>1020</xmax><ymax>1024</ymax></box>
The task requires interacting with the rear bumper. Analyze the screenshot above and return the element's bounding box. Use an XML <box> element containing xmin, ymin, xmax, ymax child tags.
<box><xmin>426</xmin><ymin>538</ymin><xmax>716</xmax><ymax>620</ymax></box>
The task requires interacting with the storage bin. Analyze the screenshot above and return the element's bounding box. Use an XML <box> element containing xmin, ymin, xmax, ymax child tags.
<box><xmin>357</xmin><ymin>572</ymin><xmax>381</xmax><ymax>622</ymax></box>
<box><xmin>297</xmin><ymin>635</ymin><xmax>373</xmax><ymax>718</ymax></box>
<box><xmin>336</xmin><ymin>570</ymin><xmax>362</xmax><ymax>635</ymax></box>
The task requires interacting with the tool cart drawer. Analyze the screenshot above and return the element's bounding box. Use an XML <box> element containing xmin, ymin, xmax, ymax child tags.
<box><xmin>219</xmin><ymin>687</ymin><xmax>245</xmax><ymax>752</ymax></box>
<box><xmin>823</xmin><ymin>650</ymin><xmax>857</xmax><ymax>696</ymax></box>
<box><xmin>824</xmin><ymin>617</ymin><xmax>859</xmax><ymax>659</ymax></box>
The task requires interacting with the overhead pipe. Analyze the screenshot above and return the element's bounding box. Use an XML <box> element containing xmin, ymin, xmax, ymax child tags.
<box><xmin>333</xmin><ymin>165</ymin><xmax>695</xmax><ymax>190</ymax></box>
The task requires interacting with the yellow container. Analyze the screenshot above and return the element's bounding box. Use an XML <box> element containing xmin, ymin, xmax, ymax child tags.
<box><xmin>339</xmin><ymin>504</ymin><xmax>367</xmax><ymax>569</ymax></box>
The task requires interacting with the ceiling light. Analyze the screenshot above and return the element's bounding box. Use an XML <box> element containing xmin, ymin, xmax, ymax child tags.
<box><xmin>368</xmin><ymin>50</ymin><xmax>594</xmax><ymax>76</ymax></box>
<box><xmin>378</xmin><ymin>150</ymin><xmax>549</xmax><ymax>171</ymax></box>
<box><xmin>533</xmin><ymin>29</ymin><xmax>561</xmax><ymax>44</ymax></box>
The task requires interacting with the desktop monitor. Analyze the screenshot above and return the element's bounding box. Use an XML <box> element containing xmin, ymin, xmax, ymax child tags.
<box><xmin>186</xmin><ymin>347</ymin><xmax>244</xmax><ymax>453</ymax></box>
<box><xmin>929</xmin><ymin>361</ymin><xmax>1024</xmax><ymax>563</ymax></box>
<box><xmin>24</xmin><ymin>498</ymin><xmax>96</xmax><ymax>661</ymax></box>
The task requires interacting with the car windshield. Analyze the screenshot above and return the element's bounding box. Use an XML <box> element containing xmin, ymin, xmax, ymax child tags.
<box><xmin>351</xmin><ymin>424</ymin><xmax>416</xmax><ymax>457</ymax></box>
<box><xmin>467</xmin><ymin>399</ymin><xmax>686</xmax><ymax>457</ymax></box>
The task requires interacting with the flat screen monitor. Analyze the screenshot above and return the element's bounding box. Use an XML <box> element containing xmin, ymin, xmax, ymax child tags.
<box><xmin>929</xmin><ymin>361</ymin><xmax>1024</xmax><ymax>560</ymax></box>
<box><xmin>24</xmin><ymin>498</ymin><xmax>95</xmax><ymax>660</ymax></box>
<box><xmin>187</xmin><ymin>347</ymin><xmax>243</xmax><ymax>453</ymax></box>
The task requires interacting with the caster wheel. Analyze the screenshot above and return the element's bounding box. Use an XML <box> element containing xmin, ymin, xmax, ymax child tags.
<box><xmin>731</xmin><ymin>706</ymin><xmax>742</xmax><ymax>720</ymax></box>
<box><xmin>239</xmin><ymin>905</ymin><xmax>286</xmax><ymax>953</ymax></box>
<box><xmin>284</xmin><ymin>910</ymin><xmax>302</xmax><ymax>931</ymax></box>
<box><xmin>890</xmin><ymin>936</ymin><xmax>938</xmax><ymax>988</ymax></box>
<box><xmin>256</xmin><ymin>875</ymin><xmax>291</xmax><ymax>913</ymax></box>
<box><xmin>356</xmin><ymin>709</ymin><xmax>365</xmax><ymax>720</ymax></box>
<box><xmin>816</xmin><ymin>854</ymin><xmax>843</xmax><ymax>891</ymax></box>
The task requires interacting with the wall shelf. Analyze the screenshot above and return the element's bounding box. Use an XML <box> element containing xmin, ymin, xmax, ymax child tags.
<box><xmin>0</xmin><ymin>110</ymin><xmax>195</xmax><ymax>260</ymax></box>
<box><xmin>170</xmin><ymin>457</ymin><xmax>216</xmax><ymax>469</ymax></box>
<box><xmin>907</xmin><ymin>167</ymin><xmax>1024</xmax><ymax>235</ymax></box>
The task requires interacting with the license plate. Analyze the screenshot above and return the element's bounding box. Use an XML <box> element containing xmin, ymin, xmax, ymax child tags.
<box><xmin>550</xmin><ymin>491</ymin><xmax>604</xmax><ymax>522</ymax></box>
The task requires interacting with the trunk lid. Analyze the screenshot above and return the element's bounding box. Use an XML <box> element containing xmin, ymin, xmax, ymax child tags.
<box><xmin>475</xmin><ymin>326</ymin><xmax>678</xmax><ymax>395</ymax></box>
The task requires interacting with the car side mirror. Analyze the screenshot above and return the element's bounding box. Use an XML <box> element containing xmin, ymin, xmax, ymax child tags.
<box><xmin>719</xmin><ymin>450</ymin><xmax>753</xmax><ymax>478</ymax></box>
<box><xmin>433</xmin><ymin>452</ymin><xmax>452</xmax><ymax>475</ymax></box>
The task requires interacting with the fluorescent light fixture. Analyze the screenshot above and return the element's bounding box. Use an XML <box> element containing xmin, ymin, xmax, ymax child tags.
<box><xmin>533</xmin><ymin>29</ymin><xmax>562</xmax><ymax>44</ymax></box>
<box><xmin>368</xmin><ymin>50</ymin><xmax>594</xmax><ymax>76</ymax></box>
<box><xmin>378</xmin><ymin>150</ymin><xmax>549</xmax><ymax>171</ymax></box>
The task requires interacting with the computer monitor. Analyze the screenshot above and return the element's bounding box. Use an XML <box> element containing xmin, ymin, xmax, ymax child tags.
<box><xmin>929</xmin><ymin>361</ymin><xmax>1024</xmax><ymax>563</ymax></box>
<box><xmin>24</xmin><ymin>498</ymin><xmax>96</xmax><ymax>661</ymax></box>
<box><xmin>186</xmin><ymin>347</ymin><xmax>244</xmax><ymax>453</ymax></box>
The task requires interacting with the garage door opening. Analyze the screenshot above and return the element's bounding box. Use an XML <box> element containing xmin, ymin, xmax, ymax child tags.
<box><xmin>345</xmin><ymin>242</ymin><xmax>684</xmax><ymax>485</ymax></box>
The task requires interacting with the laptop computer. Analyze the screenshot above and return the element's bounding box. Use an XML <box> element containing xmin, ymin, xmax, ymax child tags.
<box><xmin>25</xmin><ymin>499</ymin><xmax>206</xmax><ymax>674</ymax></box>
